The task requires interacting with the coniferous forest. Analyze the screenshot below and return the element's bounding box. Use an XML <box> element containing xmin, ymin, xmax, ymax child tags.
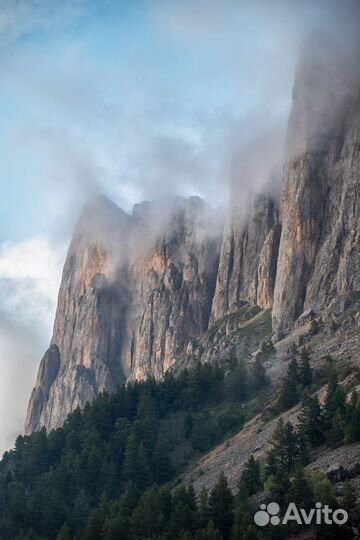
<box><xmin>0</xmin><ymin>357</ymin><xmax>359</xmax><ymax>540</ymax></box>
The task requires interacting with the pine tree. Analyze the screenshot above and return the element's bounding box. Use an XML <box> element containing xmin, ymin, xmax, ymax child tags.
<box><xmin>178</xmin><ymin>531</ymin><xmax>193</xmax><ymax>540</ymax></box>
<box><xmin>326</xmin><ymin>411</ymin><xmax>344</xmax><ymax>448</ymax></box>
<box><xmin>197</xmin><ymin>487</ymin><xmax>209</xmax><ymax>529</ymax></box>
<box><xmin>83</xmin><ymin>508</ymin><xmax>105</xmax><ymax>540</ymax></box>
<box><xmin>300</xmin><ymin>349</ymin><xmax>313</xmax><ymax>387</ymax></box>
<box><xmin>69</xmin><ymin>490</ymin><xmax>90</xmax><ymax>533</ymax></box>
<box><xmin>118</xmin><ymin>482</ymin><xmax>138</xmax><ymax>517</ymax></box>
<box><xmin>102</xmin><ymin>511</ymin><xmax>130</xmax><ymax>540</ymax></box>
<box><xmin>83</xmin><ymin>493</ymin><xmax>109</xmax><ymax>540</ymax></box>
<box><xmin>56</xmin><ymin>523</ymin><xmax>71</xmax><ymax>540</ymax></box>
<box><xmin>122</xmin><ymin>430</ymin><xmax>139</xmax><ymax>484</ymax></box>
<box><xmin>154</xmin><ymin>434</ymin><xmax>173</xmax><ymax>483</ymax></box>
<box><xmin>194</xmin><ymin>520</ymin><xmax>222</xmax><ymax>540</ymax></box>
<box><xmin>135</xmin><ymin>442</ymin><xmax>153</xmax><ymax>490</ymax></box>
<box><xmin>286</xmin><ymin>467</ymin><xmax>314</xmax><ymax>510</ymax></box>
<box><xmin>322</xmin><ymin>367</ymin><xmax>346</xmax><ymax>433</ymax></box>
<box><xmin>298</xmin><ymin>392</ymin><xmax>324</xmax><ymax>446</ymax></box>
<box><xmin>171</xmin><ymin>486</ymin><xmax>198</xmax><ymax>536</ymax></box>
<box><xmin>136</xmin><ymin>393</ymin><xmax>158</xmax><ymax>453</ymax></box>
<box><xmin>130</xmin><ymin>485</ymin><xmax>165</xmax><ymax>539</ymax></box>
<box><xmin>278</xmin><ymin>359</ymin><xmax>300</xmax><ymax>411</ymax></box>
<box><xmin>267</xmin><ymin>419</ymin><xmax>300</xmax><ymax>473</ymax></box>
<box><xmin>239</xmin><ymin>456</ymin><xmax>262</xmax><ymax>495</ymax></box>
<box><xmin>346</xmin><ymin>403</ymin><xmax>360</xmax><ymax>443</ymax></box>
<box><xmin>208</xmin><ymin>472</ymin><xmax>234</xmax><ymax>538</ymax></box>
<box><xmin>310</xmin><ymin>472</ymin><xmax>336</xmax><ymax>507</ymax></box>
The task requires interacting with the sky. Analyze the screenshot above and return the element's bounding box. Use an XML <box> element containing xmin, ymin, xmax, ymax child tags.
<box><xmin>0</xmin><ymin>0</ymin><xmax>358</xmax><ymax>454</ymax></box>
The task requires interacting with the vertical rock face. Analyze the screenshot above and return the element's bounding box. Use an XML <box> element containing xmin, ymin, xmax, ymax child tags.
<box><xmin>25</xmin><ymin>197</ymin><xmax>131</xmax><ymax>433</ymax></box>
<box><xmin>122</xmin><ymin>197</ymin><xmax>222</xmax><ymax>380</ymax></box>
<box><xmin>210</xmin><ymin>193</ymin><xmax>280</xmax><ymax>322</ymax></box>
<box><xmin>272</xmin><ymin>35</ymin><xmax>360</xmax><ymax>337</ymax></box>
<box><xmin>26</xmin><ymin>35</ymin><xmax>360</xmax><ymax>434</ymax></box>
<box><xmin>25</xmin><ymin>196</ymin><xmax>222</xmax><ymax>433</ymax></box>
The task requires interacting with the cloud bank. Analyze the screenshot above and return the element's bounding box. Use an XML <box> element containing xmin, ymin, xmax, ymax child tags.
<box><xmin>0</xmin><ymin>238</ymin><xmax>65</xmax><ymax>454</ymax></box>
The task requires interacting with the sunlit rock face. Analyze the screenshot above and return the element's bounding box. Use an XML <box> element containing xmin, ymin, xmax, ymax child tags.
<box><xmin>25</xmin><ymin>35</ymin><xmax>360</xmax><ymax>434</ymax></box>
<box><xmin>25</xmin><ymin>196</ymin><xmax>222</xmax><ymax>433</ymax></box>
<box><xmin>210</xmin><ymin>193</ymin><xmax>280</xmax><ymax>325</ymax></box>
<box><xmin>122</xmin><ymin>197</ymin><xmax>222</xmax><ymax>381</ymax></box>
<box><xmin>25</xmin><ymin>196</ymin><xmax>131</xmax><ymax>433</ymax></box>
<box><xmin>272</xmin><ymin>35</ymin><xmax>360</xmax><ymax>338</ymax></box>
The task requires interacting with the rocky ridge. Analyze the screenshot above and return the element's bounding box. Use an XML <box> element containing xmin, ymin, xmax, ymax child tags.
<box><xmin>26</xmin><ymin>36</ymin><xmax>360</xmax><ymax>434</ymax></box>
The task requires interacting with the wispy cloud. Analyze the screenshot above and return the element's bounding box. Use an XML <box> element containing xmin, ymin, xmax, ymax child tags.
<box><xmin>0</xmin><ymin>0</ymin><xmax>90</xmax><ymax>43</ymax></box>
<box><xmin>0</xmin><ymin>237</ymin><xmax>65</xmax><ymax>453</ymax></box>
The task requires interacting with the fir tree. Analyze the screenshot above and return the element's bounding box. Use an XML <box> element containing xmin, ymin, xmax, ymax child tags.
<box><xmin>171</xmin><ymin>486</ymin><xmax>197</xmax><ymax>536</ymax></box>
<box><xmin>208</xmin><ymin>472</ymin><xmax>234</xmax><ymax>538</ymax></box>
<box><xmin>346</xmin><ymin>403</ymin><xmax>360</xmax><ymax>443</ymax></box>
<box><xmin>69</xmin><ymin>491</ymin><xmax>90</xmax><ymax>534</ymax></box>
<box><xmin>197</xmin><ymin>487</ymin><xmax>209</xmax><ymax>529</ymax></box>
<box><xmin>178</xmin><ymin>531</ymin><xmax>193</xmax><ymax>540</ymax></box>
<box><xmin>278</xmin><ymin>359</ymin><xmax>300</xmax><ymax>411</ymax></box>
<box><xmin>326</xmin><ymin>411</ymin><xmax>344</xmax><ymax>448</ymax></box>
<box><xmin>286</xmin><ymin>467</ymin><xmax>314</xmax><ymax>510</ymax></box>
<box><xmin>130</xmin><ymin>485</ymin><xmax>165</xmax><ymax>539</ymax></box>
<box><xmin>122</xmin><ymin>430</ymin><xmax>139</xmax><ymax>484</ymax></box>
<box><xmin>194</xmin><ymin>520</ymin><xmax>222</xmax><ymax>540</ymax></box>
<box><xmin>135</xmin><ymin>442</ymin><xmax>153</xmax><ymax>490</ymax></box>
<box><xmin>298</xmin><ymin>392</ymin><xmax>324</xmax><ymax>447</ymax></box>
<box><xmin>239</xmin><ymin>456</ymin><xmax>262</xmax><ymax>495</ymax></box>
<box><xmin>56</xmin><ymin>523</ymin><xmax>71</xmax><ymax>540</ymax></box>
<box><xmin>267</xmin><ymin>419</ymin><xmax>300</xmax><ymax>473</ymax></box>
<box><xmin>300</xmin><ymin>349</ymin><xmax>313</xmax><ymax>387</ymax></box>
<box><xmin>322</xmin><ymin>366</ymin><xmax>346</xmax><ymax>433</ymax></box>
<box><xmin>154</xmin><ymin>434</ymin><xmax>173</xmax><ymax>483</ymax></box>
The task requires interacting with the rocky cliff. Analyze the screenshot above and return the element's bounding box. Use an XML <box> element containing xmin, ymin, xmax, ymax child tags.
<box><xmin>25</xmin><ymin>197</ymin><xmax>131</xmax><ymax>433</ymax></box>
<box><xmin>25</xmin><ymin>196</ymin><xmax>223</xmax><ymax>433</ymax></box>
<box><xmin>122</xmin><ymin>197</ymin><xmax>222</xmax><ymax>381</ymax></box>
<box><xmin>210</xmin><ymin>193</ymin><xmax>280</xmax><ymax>322</ymax></box>
<box><xmin>272</xmin><ymin>35</ymin><xmax>360</xmax><ymax>337</ymax></box>
<box><xmin>25</xmin><ymin>35</ymin><xmax>360</xmax><ymax>434</ymax></box>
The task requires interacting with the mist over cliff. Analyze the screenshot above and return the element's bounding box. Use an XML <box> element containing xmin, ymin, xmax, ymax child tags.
<box><xmin>1</xmin><ymin>0</ymin><xmax>360</xmax><ymax>448</ymax></box>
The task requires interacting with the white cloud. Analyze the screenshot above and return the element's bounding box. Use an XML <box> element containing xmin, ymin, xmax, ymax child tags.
<box><xmin>0</xmin><ymin>236</ymin><xmax>65</xmax><ymax>454</ymax></box>
<box><xmin>0</xmin><ymin>237</ymin><xmax>65</xmax><ymax>333</ymax></box>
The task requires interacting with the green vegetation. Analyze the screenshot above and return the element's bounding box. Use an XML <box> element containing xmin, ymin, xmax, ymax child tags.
<box><xmin>0</xmin><ymin>353</ymin><xmax>358</xmax><ymax>539</ymax></box>
<box><xmin>0</xmin><ymin>359</ymin><xmax>269</xmax><ymax>540</ymax></box>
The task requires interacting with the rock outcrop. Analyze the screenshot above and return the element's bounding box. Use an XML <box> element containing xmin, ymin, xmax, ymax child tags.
<box><xmin>25</xmin><ymin>196</ymin><xmax>222</xmax><ymax>433</ymax></box>
<box><xmin>25</xmin><ymin>34</ymin><xmax>360</xmax><ymax>434</ymax></box>
<box><xmin>122</xmin><ymin>197</ymin><xmax>222</xmax><ymax>381</ymax></box>
<box><xmin>25</xmin><ymin>196</ymin><xmax>131</xmax><ymax>433</ymax></box>
<box><xmin>273</xmin><ymin>35</ymin><xmax>360</xmax><ymax>337</ymax></box>
<box><xmin>210</xmin><ymin>193</ymin><xmax>280</xmax><ymax>322</ymax></box>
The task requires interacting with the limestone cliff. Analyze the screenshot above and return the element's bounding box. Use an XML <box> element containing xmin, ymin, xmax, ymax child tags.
<box><xmin>25</xmin><ymin>35</ymin><xmax>360</xmax><ymax>434</ymax></box>
<box><xmin>272</xmin><ymin>35</ymin><xmax>360</xmax><ymax>337</ymax></box>
<box><xmin>25</xmin><ymin>196</ymin><xmax>222</xmax><ymax>433</ymax></box>
<box><xmin>25</xmin><ymin>196</ymin><xmax>131</xmax><ymax>433</ymax></box>
<box><xmin>210</xmin><ymin>193</ymin><xmax>280</xmax><ymax>322</ymax></box>
<box><xmin>122</xmin><ymin>197</ymin><xmax>222</xmax><ymax>381</ymax></box>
